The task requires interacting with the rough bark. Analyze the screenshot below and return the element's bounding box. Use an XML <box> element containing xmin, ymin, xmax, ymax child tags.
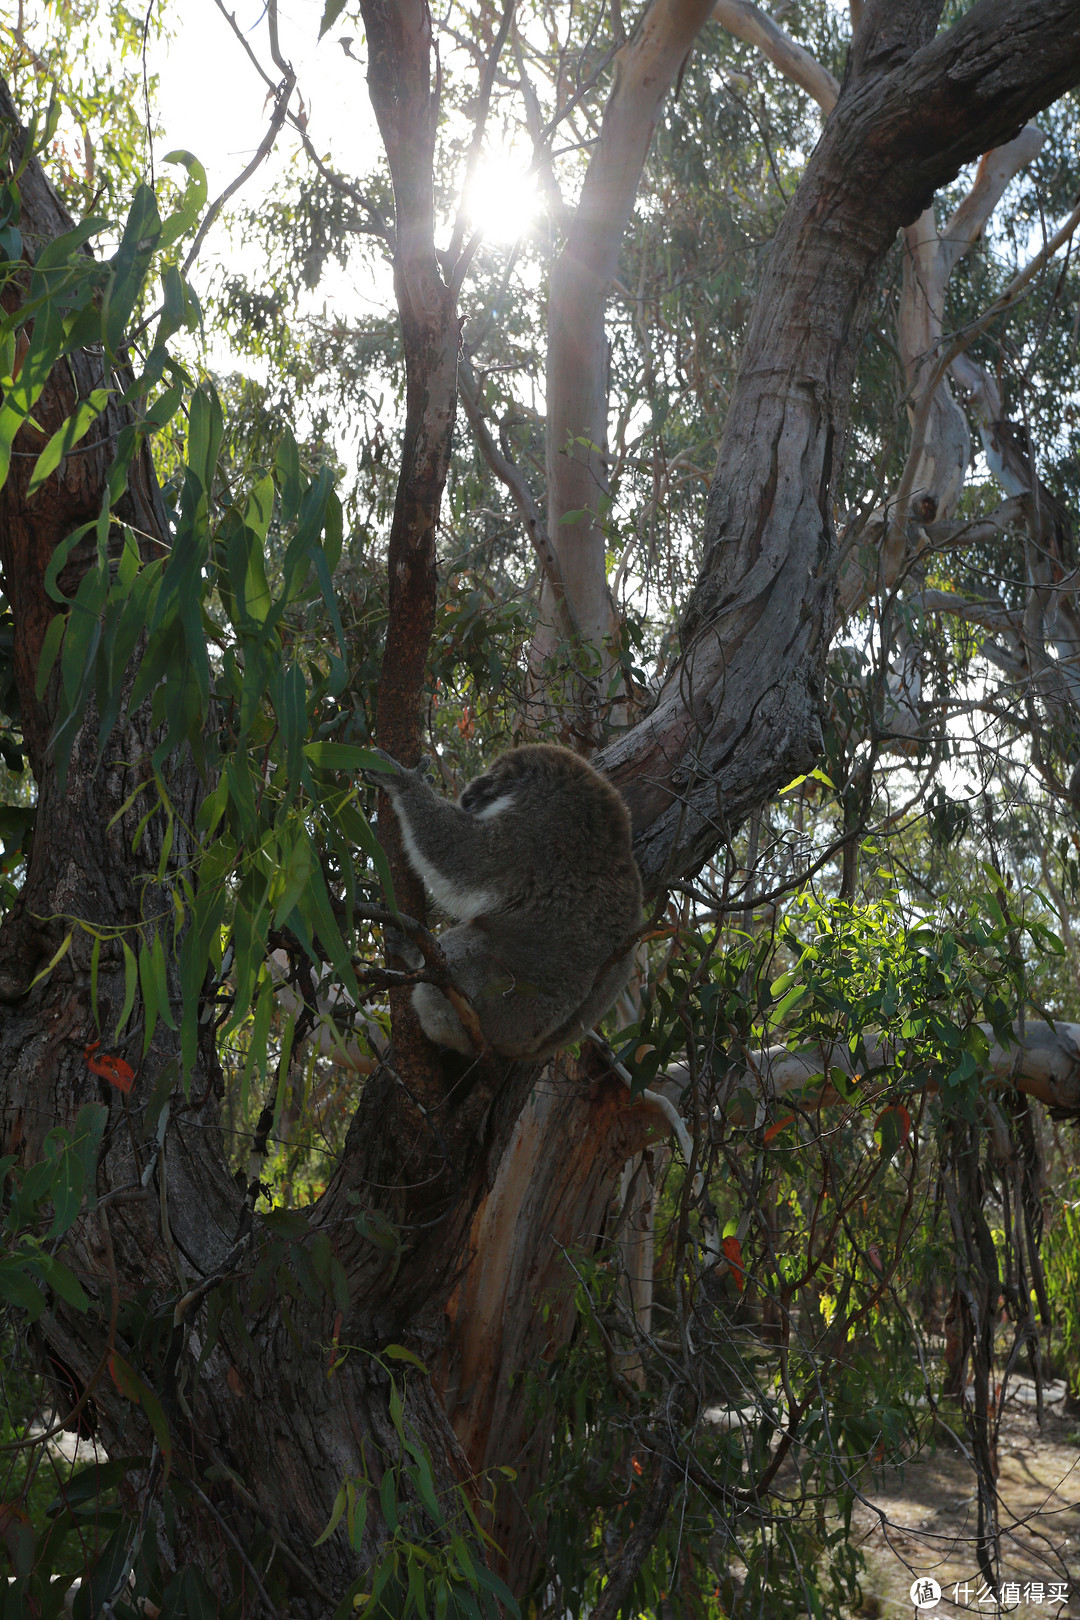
<box><xmin>601</xmin><ymin>0</ymin><xmax>1080</xmax><ymax>887</ymax></box>
<box><xmin>3</xmin><ymin>0</ymin><xmax>1080</xmax><ymax>1610</ymax></box>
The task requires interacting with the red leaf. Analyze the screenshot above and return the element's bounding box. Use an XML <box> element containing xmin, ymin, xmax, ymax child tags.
<box><xmin>85</xmin><ymin>1043</ymin><xmax>135</xmax><ymax>1092</ymax></box>
<box><xmin>721</xmin><ymin>1236</ymin><xmax>746</xmax><ymax>1291</ymax></box>
<box><xmin>764</xmin><ymin>1114</ymin><xmax>794</xmax><ymax>1144</ymax></box>
<box><xmin>874</xmin><ymin>1103</ymin><xmax>913</xmax><ymax>1149</ymax></box>
<box><xmin>109</xmin><ymin>1351</ymin><xmax>141</xmax><ymax>1400</ymax></box>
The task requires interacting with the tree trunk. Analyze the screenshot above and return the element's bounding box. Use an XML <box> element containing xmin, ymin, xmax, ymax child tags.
<box><xmin>435</xmin><ymin>1059</ymin><xmax>665</xmax><ymax>1596</ymax></box>
<box><xmin>3</xmin><ymin>0</ymin><xmax>1080</xmax><ymax>1610</ymax></box>
<box><xmin>530</xmin><ymin>0</ymin><xmax>715</xmax><ymax>740</ymax></box>
<box><xmin>602</xmin><ymin>0</ymin><xmax>1080</xmax><ymax>884</ymax></box>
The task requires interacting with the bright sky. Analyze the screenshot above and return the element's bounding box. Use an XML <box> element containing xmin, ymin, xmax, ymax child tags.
<box><xmin>147</xmin><ymin>2</ymin><xmax>537</xmax><ymax>283</ymax></box>
<box><xmin>150</xmin><ymin>3</ymin><xmax>374</xmax><ymax>200</ymax></box>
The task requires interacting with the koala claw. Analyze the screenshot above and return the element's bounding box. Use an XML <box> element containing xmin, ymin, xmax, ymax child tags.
<box><xmin>360</xmin><ymin>747</ymin><xmax>405</xmax><ymax>789</ymax></box>
<box><xmin>361</xmin><ymin>749</ymin><xmax>435</xmax><ymax>791</ymax></box>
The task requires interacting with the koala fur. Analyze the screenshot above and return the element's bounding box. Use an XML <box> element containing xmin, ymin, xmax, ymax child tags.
<box><xmin>368</xmin><ymin>744</ymin><xmax>642</xmax><ymax>1059</ymax></box>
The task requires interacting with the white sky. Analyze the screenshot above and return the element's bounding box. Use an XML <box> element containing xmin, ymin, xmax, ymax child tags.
<box><xmin>146</xmin><ymin>3</ymin><xmax>535</xmax><ymax>279</ymax></box>
<box><xmin>149</xmin><ymin>2</ymin><xmax>377</xmax><ymax>206</ymax></box>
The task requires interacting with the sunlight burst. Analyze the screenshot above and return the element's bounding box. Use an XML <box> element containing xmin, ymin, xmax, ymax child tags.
<box><xmin>462</xmin><ymin>153</ymin><xmax>539</xmax><ymax>245</ymax></box>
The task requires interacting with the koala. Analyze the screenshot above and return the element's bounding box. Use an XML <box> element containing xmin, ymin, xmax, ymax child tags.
<box><xmin>366</xmin><ymin>744</ymin><xmax>642</xmax><ymax>1060</ymax></box>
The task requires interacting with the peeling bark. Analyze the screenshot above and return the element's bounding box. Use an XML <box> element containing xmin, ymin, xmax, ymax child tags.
<box><xmin>603</xmin><ymin>0</ymin><xmax>1080</xmax><ymax>887</ymax></box>
<box><xmin>838</xmin><ymin>124</ymin><xmax>1044</xmax><ymax>620</ymax></box>
<box><xmin>435</xmin><ymin>1060</ymin><xmax>663</xmax><ymax>1593</ymax></box>
<box><xmin>2</xmin><ymin>0</ymin><xmax>1080</xmax><ymax>1609</ymax></box>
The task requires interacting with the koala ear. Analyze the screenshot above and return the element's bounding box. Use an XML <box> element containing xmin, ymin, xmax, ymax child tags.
<box><xmin>460</xmin><ymin>770</ymin><xmax>500</xmax><ymax>814</ymax></box>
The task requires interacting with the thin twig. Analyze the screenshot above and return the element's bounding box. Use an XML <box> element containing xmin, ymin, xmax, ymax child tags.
<box><xmin>213</xmin><ymin>0</ymin><xmax>392</xmax><ymax>242</ymax></box>
<box><xmin>180</xmin><ymin>67</ymin><xmax>295</xmax><ymax>276</ymax></box>
<box><xmin>446</xmin><ymin>0</ymin><xmax>517</xmax><ymax>269</ymax></box>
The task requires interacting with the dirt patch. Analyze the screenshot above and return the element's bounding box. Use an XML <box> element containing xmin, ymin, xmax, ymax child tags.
<box><xmin>846</xmin><ymin>1384</ymin><xmax>1080</xmax><ymax>1618</ymax></box>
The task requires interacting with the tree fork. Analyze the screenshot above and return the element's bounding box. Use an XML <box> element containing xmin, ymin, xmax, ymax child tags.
<box><xmin>602</xmin><ymin>0</ymin><xmax>1080</xmax><ymax>884</ymax></box>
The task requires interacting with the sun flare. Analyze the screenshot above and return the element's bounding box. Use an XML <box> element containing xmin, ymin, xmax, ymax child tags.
<box><xmin>463</xmin><ymin>153</ymin><xmax>539</xmax><ymax>245</ymax></box>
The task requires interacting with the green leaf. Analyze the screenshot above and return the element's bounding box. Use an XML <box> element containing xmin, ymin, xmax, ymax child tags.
<box><xmin>138</xmin><ymin>941</ymin><xmax>159</xmax><ymax>1056</ymax></box>
<box><xmin>244</xmin><ymin>470</ymin><xmax>276</xmax><ymax>543</ymax></box>
<box><xmin>70</xmin><ymin>1104</ymin><xmax>107</xmax><ymax>1204</ymax></box>
<box><xmin>388</xmin><ymin>1378</ymin><xmax>405</xmax><ymax>1441</ymax></box>
<box><xmin>319</xmin><ymin>0</ymin><xmax>349</xmax><ymax>37</ymax></box>
<box><xmin>276</xmin><ymin>425</ymin><xmax>302</xmax><ymax>518</ymax></box>
<box><xmin>27</xmin><ymin>929</ymin><xmax>72</xmax><ymax>990</ymax></box>
<box><xmin>151</xmin><ymin>930</ymin><xmax>177</xmax><ymax>1030</ymax></box>
<box><xmin>32</xmin><ymin>214</ymin><xmax>106</xmax><ymax>275</ymax></box>
<box><xmin>304</xmin><ymin>742</ymin><xmax>384</xmax><ymax>773</ymax></box>
<box><xmin>314</xmin><ymin>1482</ymin><xmax>348</xmax><ymax>1547</ymax></box>
<box><xmin>115</xmin><ymin>941</ymin><xmax>138</xmax><ymax>1042</ymax></box>
<box><xmin>289</xmin><ymin>860</ymin><xmax>360</xmax><ymax>1005</ymax></box>
<box><xmin>158</xmin><ymin>150</ymin><xmax>208</xmax><ymax>249</ymax></box>
<box><xmin>379</xmin><ymin>1465</ymin><xmax>400</xmax><ymax>1533</ymax></box>
<box><xmin>348</xmin><ymin>1483</ymin><xmax>369</xmax><ymax>1556</ymax></box>
<box><xmin>103</xmin><ymin>183</ymin><xmax>162</xmax><ymax>356</ymax></box>
<box><xmin>27</xmin><ymin>388</ymin><xmax>111</xmax><ymax>495</ymax></box>
<box><xmin>0</xmin><ymin>1259</ymin><xmax>45</xmax><ymax>1319</ymax></box>
<box><xmin>37</xmin><ymin>1253</ymin><xmax>89</xmax><ymax>1311</ymax></box>
<box><xmin>471</xmin><ymin>1564</ymin><xmax>520</xmax><ymax>1614</ymax></box>
<box><xmin>383</xmin><ymin>1343</ymin><xmax>428</xmax><ymax>1372</ymax></box>
<box><xmin>404</xmin><ymin>1444</ymin><xmax>441</xmax><ymax>1524</ymax></box>
<box><xmin>243</xmin><ymin>975</ymin><xmax>273</xmax><ymax>1088</ymax></box>
<box><xmin>772</xmin><ymin>981</ymin><xmax>808</xmax><ymax>1021</ymax></box>
<box><xmin>272</xmin><ymin>828</ymin><xmax>314</xmax><ymax>931</ymax></box>
<box><xmin>49</xmin><ymin>1458</ymin><xmax>138</xmax><ymax>1514</ymax></box>
<box><xmin>109</xmin><ymin>1353</ymin><xmax>173</xmax><ymax>1478</ymax></box>
<box><xmin>35</xmin><ymin>612</ymin><xmax>66</xmax><ymax>707</ymax></box>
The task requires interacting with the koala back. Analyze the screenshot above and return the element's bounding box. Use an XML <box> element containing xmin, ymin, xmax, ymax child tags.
<box><xmin>460</xmin><ymin>744</ymin><xmax>641</xmax><ymax>929</ymax></box>
<box><xmin>380</xmin><ymin>742</ymin><xmax>642</xmax><ymax>1059</ymax></box>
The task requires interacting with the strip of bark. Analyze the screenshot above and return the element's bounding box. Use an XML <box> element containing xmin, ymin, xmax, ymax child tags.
<box><xmin>602</xmin><ymin>0</ymin><xmax>1080</xmax><ymax>889</ymax></box>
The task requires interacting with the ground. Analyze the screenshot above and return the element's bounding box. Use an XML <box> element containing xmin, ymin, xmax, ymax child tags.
<box><xmin>848</xmin><ymin>1381</ymin><xmax>1080</xmax><ymax>1619</ymax></box>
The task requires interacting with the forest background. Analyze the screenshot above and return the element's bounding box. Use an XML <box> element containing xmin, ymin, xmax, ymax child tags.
<box><xmin>1</xmin><ymin>0</ymin><xmax>1080</xmax><ymax>1616</ymax></box>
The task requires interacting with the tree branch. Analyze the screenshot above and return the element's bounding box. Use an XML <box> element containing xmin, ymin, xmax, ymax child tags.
<box><xmin>602</xmin><ymin>0</ymin><xmax>1080</xmax><ymax>889</ymax></box>
<box><xmin>531</xmin><ymin>0</ymin><xmax>716</xmax><ymax>727</ymax></box>
<box><xmin>712</xmin><ymin>0</ymin><xmax>839</xmax><ymax>112</ymax></box>
<box><xmin>727</xmin><ymin>1020</ymin><xmax>1080</xmax><ymax>1117</ymax></box>
<box><xmin>457</xmin><ymin>359</ymin><xmax>579</xmax><ymax>636</ymax></box>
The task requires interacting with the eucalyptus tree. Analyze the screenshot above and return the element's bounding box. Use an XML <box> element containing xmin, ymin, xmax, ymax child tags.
<box><xmin>2</xmin><ymin>0</ymin><xmax>1080</xmax><ymax>1614</ymax></box>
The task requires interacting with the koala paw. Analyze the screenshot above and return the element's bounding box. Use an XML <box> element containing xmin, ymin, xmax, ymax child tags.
<box><xmin>360</xmin><ymin>747</ymin><xmax>406</xmax><ymax>789</ymax></box>
<box><xmin>360</xmin><ymin>749</ymin><xmax>434</xmax><ymax>791</ymax></box>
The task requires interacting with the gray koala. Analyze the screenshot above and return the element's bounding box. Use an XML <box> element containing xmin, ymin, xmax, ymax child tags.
<box><xmin>366</xmin><ymin>743</ymin><xmax>643</xmax><ymax>1059</ymax></box>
